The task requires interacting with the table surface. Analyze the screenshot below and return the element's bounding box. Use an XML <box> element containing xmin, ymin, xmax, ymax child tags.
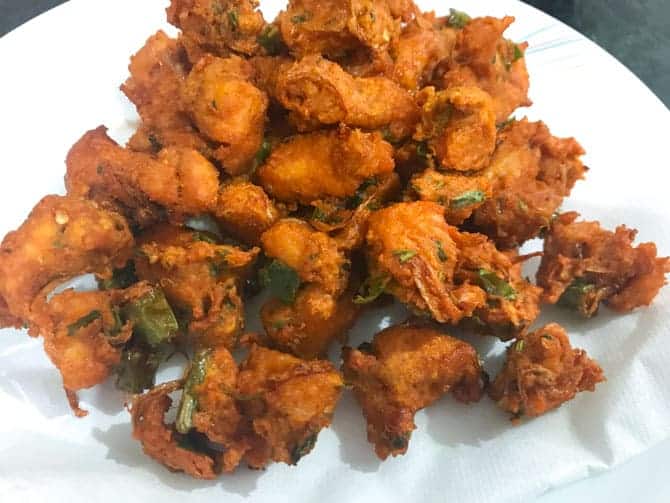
<box><xmin>0</xmin><ymin>1</ymin><xmax>668</xmax><ymax>502</ymax></box>
<box><xmin>0</xmin><ymin>0</ymin><xmax>668</xmax><ymax>107</ymax></box>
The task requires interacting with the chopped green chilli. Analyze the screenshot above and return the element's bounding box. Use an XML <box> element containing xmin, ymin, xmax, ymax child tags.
<box><xmin>176</xmin><ymin>349</ymin><xmax>213</xmax><ymax>434</ymax></box>
<box><xmin>435</xmin><ymin>240</ymin><xmax>448</xmax><ymax>262</ymax></box>
<box><xmin>98</xmin><ymin>261</ymin><xmax>137</xmax><ymax>290</ymax></box>
<box><xmin>121</xmin><ymin>288</ymin><xmax>179</xmax><ymax>347</ymax></box>
<box><xmin>450</xmin><ymin>190</ymin><xmax>486</xmax><ymax>210</ymax></box>
<box><xmin>448</xmin><ymin>8</ymin><xmax>471</xmax><ymax>28</ymax></box>
<box><xmin>393</xmin><ymin>249</ymin><xmax>417</xmax><ymax>263</ymax></box>
<box><xmin>67</xmin><ymin>310</ymin><xmax>102</xmax><ymax>336</ymax></box>
<box><xmin>228</xmin><ymin>9</ymin><xmax>239</xmax><ymax>30</ymax></box>
<box><xmin>259</xmin><ymin>260</ymin><xmax>301</xmax><ymax>304</ymax></box>
<box><xmin>477</xmin><ymin>269</ymin><xmax>517</xmax><ymax>300</ymax></box>
<box><xmin>258</xmin><ymin>25</ymin><xmax>283</xmax><ymax>55</ymax></box>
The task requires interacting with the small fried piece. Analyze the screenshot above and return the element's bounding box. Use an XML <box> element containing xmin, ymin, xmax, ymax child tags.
<box><xmin>66</xmin><ymin>127</ymin><xmax>221</xmax><ymax>228</ymax></box>
<box><xmin>343</xmin><ymin>325</ymin><xmax>483</xmax><ymax>459</ymax></box>
<box><xmin>488</xmin><ymin>323</ymin><xmax>605</xmax><ymax>419</ymax></box>
<box><xmin>167</xmin><ymin>0</ymin><xmax>266</xmax><ymax>58</ymax></box>
<box><xmin>237</xmin><ymin>344</ymin><xmax>344</xmax><ymax>466</ymax></box>
<box><xmin>257</xmin><ymin>127</ymin><xmax>394</xmax><ymax>204</ymax></box>
<box><xmin>183</xmin><ymin>55</ymin><xmax>269</xmax><ymax>175</ymax></box>
<box><xmin>440</xmin><ymin>16</ymin><xmax>530</xmax><ymax>123</ymax></box>
<box><xmin>131</xmin><ymin>380</ymin><xmax>218</xmax><ymax>479</ymax></box>
<box><xmin>135</xmin><ymin>224</ymin><xmax>259</xmax><ymax>349</ymax></box>
<box><xmin>261</xmin><ymin>219</ymin><xmax>350</xmax><ymax>296</ymax></box>
<box><xmin>261</xmin><ymin>284</ymin><xmax>360</xmax><ymax>359</ymax></box>
<box><xmin>215</xmin><ymin>180</ymin><xmax>280</xmax><ymax>245</ymax></box>
<box><xmin>414</xmin><ymin>86</ymin><xmax>496</xmax><ymax>172</ymax></box>
<box><xmin>537</xmin><ymin>212</ymin><xmax>670</xmax><ymax>316</ymax></box>
<box><xmin>274</xmin><ymin>55</ymin><xmax>419</xmax><ymax>138</ymax></box>
<box><xmin>0</xmin><ymin>195</ymin><xmax>133</xmax><ymax>325</ymax></box>
<box><xmin>470</xmin><ymin>118</ymin><xmax>586</xmax><ymax>248</ymax></box>
<box><xmin>278</xmin><ymin>0</ymin><xmax>398</xmax><ymax>58</ymax></box>
<box><xmin>408</xmin><ymin>168</ymin><xmax>491</xmax><ymax>225</ymax></box>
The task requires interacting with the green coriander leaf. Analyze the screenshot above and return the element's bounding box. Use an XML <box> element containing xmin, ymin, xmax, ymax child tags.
<box><xmin>257</xmin><ymin>25</ymin><xmax>283</xmax><ymax>55</ymax></box>
<box><xmin>515</xmin><ymin>340</ymin><xmax>525</xmax><ymax>352</ymax></box>
<box><xmin>448</xmin><ymin>8</ymin><xmax>471</xmax><ymax>28</ymax></box>
<box><xmin>451</xmin><ymin>190</ymin><xmax>486</xmax><ymax>209</ymax></box>
<box><xmin>354</xmin><ymin>275</ymin><xmax>391</xmax><ymax>304</ymax></box>
<box><xmin>513</xmin><ymin>44</ymin><xmax>524</xmax><ymax>62</ymax></box>
<box><xmin>393</xmin><ymin>249</ymin><xmax>417</xmax><ymax>263</ymax></box>
<box><xmin>259</xmin><ymin>260</ymin><xmax>301</xmax><ymax>304</ymax></box>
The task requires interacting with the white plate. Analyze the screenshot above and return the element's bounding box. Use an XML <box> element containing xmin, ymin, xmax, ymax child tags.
<box><xmin>1</xmin><ymin>1</ymin><xmax>669</xmax><ymax>502</ymax></box>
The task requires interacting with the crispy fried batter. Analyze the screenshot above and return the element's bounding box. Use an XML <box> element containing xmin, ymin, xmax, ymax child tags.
<box><xmin>488</xmin><ymin>323</ymin><xmax>605</xmax><ymax>419</ymax></box>
<box><xmin>440</xmin><ymin>16</ymin><xmax>531</xmax><ymax>123</ymax></box>
<box><xmin>135</xmin><ymin>224</ymin><xmax>259</xmax><ymax>349</ymax></box>
<box><xmin>414</xmin><ymin>86</ymin><xmax>496</xmax><ymax>172</ymax></box>
<box><xmin>0</xmin><ymin>195</ymin><xmax>133</xmax><ymax>325</ymax></box>
<box><xmin>261</xmin><ymin>219</ymin><xmax>350</xmax><ymax>295</ymax></box>
<box><xmin>537</xmin><ymin>212</ymin><xmax>670</xmax><ymax>316</ymax></box>
<box><xmin>343</xmin><ymin>325</ymin><xmax>483</xmax><ymax>459</ymax></box>
<box><xmin>274</xmin><ymin>55</ymin><xmax>419</xmax><ymax>138</ymax></box>
<box><xmin>237</xmin><ymin>344</ymin><xmax>344</xmax><ymax>466</ymax></box>
<box><xmin>261</xmin><ymin>284</ymin><xmax>360</xmax><ymax>359</ymax></box>
<box><xmin>183</xmin><ymin>55</ymin><xmax>269</xmax><ymax>175</ymax></box>
<box><xmin>470</xmin><ymin>118</ymin><xmax>586</xmax><ymax>248</ymax></box>
<box><xmin>257</xmin><ymin>127</ymin><xmax>394</xmax><ymax>204</ymax></box>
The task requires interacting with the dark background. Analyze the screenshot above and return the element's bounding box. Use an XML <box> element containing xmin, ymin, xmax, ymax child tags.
<box><xmin>0</xmin><ymin>0</ymin><xmax>668</xmax><ymax>107</ymax></box>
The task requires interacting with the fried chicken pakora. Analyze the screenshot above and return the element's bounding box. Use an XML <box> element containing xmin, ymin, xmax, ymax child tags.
<box><xmin>488</xmin><ymin>323</ymin><xmax>605</xmax><ymax>419</ymax></box>
<box><xmin>343</xmin><ymin>325</ymin><xmax>483</xmax><ymax>459</ymax></box>
<box><xmin>537</xmin><ymin>212</ymin><xmax>670</xmax><ymax>316</ymax></box>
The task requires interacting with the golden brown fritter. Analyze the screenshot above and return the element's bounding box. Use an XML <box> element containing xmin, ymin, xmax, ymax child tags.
<box><xmin>261</xmin><ymin>219</ymin><xmax>350</xmax><ymax>295</ymax></box>
<box><xmin>390</xmin><ymin>13</ymin><xmax>456</xmax><ymax>90</ymax></box>
<box><xmin>414</xmin><ymin>86</ymin><xmax>496</xmax><ymax>172</ymax></box>
<box><xmin>66</xmin><ymin>127</ymin><xmax>221</xmax><ymax>228</ymax></box>
<box><xmin>470</xmin><ymin>118</ymin><xmax>586</xmax><ymax>249</ymax></box>
<box><xmin>364</xmin><ymin>202</ymin><xmax>540</xmax><ymax>337</ymax></box>
<box><xmin>237</xmin><ymin>344</ymin><xmax>344</xmax><ymax>466</ymax></box>
<box><xmin>131</xmin><ymin>380</ymin><xmax>219</xmax><ymax>479</ymax></box>
<box><xmin>261</xmin><ymin>284</ymin><xmax>360</xmax><ymax>359</ymax></box>
<box><xmin>277</xmin><ymin>0</ymin><xmax>399</xmax><ymax>58</ymax></box>
<box><xmin>488</xmin><ymin>323</ymin><xmax>605</xmax><ymax>419</ymax></box>
<box><xmin>440</xmin><ymin>16</ymin><xmax>530</xmax><ymax>124</ymax></box>
<box><xmin>537</xmin><ymin>212</ymin><xmax>670</xmax><ymax>316</ymax></box>
<box><xmin>183</xmin><ymin>55</ymin><xmax>269</xmax><ymax>175</ymax></box>
<box><xmin>167</xmin><ymin>0</ymin><xmax>267</xmax><ymax>58</ymax></box>
<box><xmin>215</xmin><ymin>180</ymin><xmax>280</xmax><ymax>245</ymax></box>
<box><xmin>135</xmin><ymin>224</ymin><xmax>259</xmax><ymax>349</ymax></box>
<box><xmin>0</xmin><ymin>195</ymin><xmax>133</xmax><ymax>326</ymax></box>
<box><xmin>274</xmin><ymin>55</ymin><xmax>419</xmax><ymax>138</ymax></box>
<box><xmin>257</xmin><ymin>127</ymin><xmax>394</xmax><ymax>204</ymax></box>
<box><xmin>408</xmin><ymin>168</ymin><xmax>492</xmax><ymax>225</ymax></box>
<box><xmin>343</xmin><ymin>325</ymin><xmax>483</xmax><ymax>459</ymax></box>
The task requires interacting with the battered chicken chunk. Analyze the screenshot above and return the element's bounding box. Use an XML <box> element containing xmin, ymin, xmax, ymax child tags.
<box><xmin>66</xmin><ymin>127</ymin><xmax>221</xmax><ymax>228</ymax></box>
<box><xmin>132</xmin><ymin>380</ymin><xmax>218</xmax><ymax>479</ymax></box>
<box><xmin>215</xmin><ymin>180</ymin><xmax>280</xmax><ymax>245</ymax></box>
<box><xmin>537</xmin><ymin>212</ymin><xmax>670</xmax><ymax>316</ymax></box>
<box><xmin>470</xmin><ymin>119</ymin><xmax>586</xmax><ymax>248</ymax></box>
<box><xmin>261</xmin><ymin>219</ymin><xmax>350</xmax><ymax>296</ymax></box>
<box><xmin>277</xmin><ymin>0</ymin><xmax>399</xmax><ymax>58</ymax></box>
<box><xmin>274</xmin><ymin>55</ymin><xmax>419</xmax><ymax>138</ymax></box>
<box><xmin>488</xmin><ymin>323</ymin><xmax>605</xmax><ymax>419</ymax></box>
<box><xmin>183</xmin><ymin>55</ymin><xmax>269</xmax><ymax>175</ymax></box>
<box><xmin>0</xmin><ymin>195</ymin><xmax>133</xmax><ymax>325</ymax></box>
<box><xmin>364</xmin><ymin>202</ymin><xmax>540</xmax><ymax>337</ymax></box>
<box><xmin>261</xmin><ymin>284</ymin><xmax>360</xmax><ymax>359</ymax></box>
<box><xmin>343</xmin><ymin>325</ymin><xmax>483</xmax><ymax>459</ymax></box>
<box><xmin>167</xmin><ymin>0</ymin><xmax>266</xmax><ymax>58</ymax></box>
<box><xmin>237</xmin><ymin>344</ymin><xmax>344</xmax><ymax>466</ymax></box>
<box><xmin>440</xmin><ymin>16</ymin><xmax>531</xmax><ymax>123</ymax></box>
<box><xmin>414</xmin><ymin>86</ymin><xmax>497</xmax><ymax>172</ymax></box>
<box><xmin>257</xmin><ymin>127</ymin><xmax>394</xmax><ymax>204</ymax></box>
<box><xmin>135</xmin><ymin>224</ymin><xmax>259</xmax><ymax>349</ymax></box>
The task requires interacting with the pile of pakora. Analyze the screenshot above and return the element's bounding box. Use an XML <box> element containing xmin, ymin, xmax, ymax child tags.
<box><xmin>1</xmin><ymin>0</ymin><xmax>668</xmax><ymax>478</ymax></box>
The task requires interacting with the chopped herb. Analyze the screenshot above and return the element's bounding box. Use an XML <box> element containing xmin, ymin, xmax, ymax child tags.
<box><xmin>255</xmin><ymin>138</ymin><xmax>272</xmax><ymax>166</ymax></box>
<box><xmin>513</xmin><ymin>44</ymin><xmax>524</xmax><ymax>62</ymax></box>
<box><xmin>290</xmin><ymin>433</ymin><xmax>317</xmax><ymax>464</ymax></box>
<box><xmin>435</xmin><ymin>240</ymin><xmax>448</xmax><ymax>262</ymax></box>
<box><xmin>347</xmin><ymin>177</ymin><xmax>378</xmax><ymax>208</ymax></box>
<box><xmin>448</xmin><ymin>8</ymin><xmax>471</xmax><ymax>28</ymax></box>
<box><xmin>228</xmin><ymin>9</ymin><xmax>239</xmax><ymax>30</ymax></box>
<box><xmin>450</xmin><ymin>190</ymin><xmax>486</xmax><ymax>209</ymax></box>
<box><xmin>257</xmin><ymin>25</ymin><xmax>282</xmax><ymax>55</ymax></box>
<box><xmin>259</xmin><ymin>260</ymin><xmax>301</xmax><ymax>304</ymax></box>
<box><xmin>497</xmin><ymin>116</ymin><xmax>516</xmax><ymax>130</ymax></box>
<box><xmin>291</xmin><ymin>13</ymin><xmax>309</xmax><ymax>23</ymax></box>
<box><xmin>393</xmin><ymin>249</ymin><xmax>417</xmax><ymax>263</ymax></box>
<box><xmin>558</xmin><ymin>278</ymin><xmax>603</xmax><ymax>317</ymax></box>
<box><xmin>208</xmin><ymin>250</ymin><xmax>230</xmax><ymax>277</ymax></box>
<box><xmin>121</xmin><ymin>288</ymin><xmax>179</xmax><ymax>347</ymax></box>
<box><xmin>98</xmin><ymin>261</ymin><xmax>137</xmax><ymax>290</ymax></box>
<box><xmin>515</xmin><ymin>340</ymin><xmax>525</xmax><ymax>352</ymax></box>
<box><xmin>176</xmin><ymin>349</ymin><xmax>212</xmax><ymax>434</ymax></box>
<box><xmin>312</xmin><ymin>207</ymin><xmax>329</xmax><ymax>222</ymax></box>
<box><xmin>354</xmin><ymin>275</ymin><xmax>391</xmax><ymax>304</ymax></box>
<box><xmin>115</xmin><ymin>345</ymin><xmax>171</xmax><ymax>394</ymax></box>
<box><xmin>477</xmin><ymin>269</ymin><xmax>517</xmax><ymax>300</ymax></box>
<box><xmin>193</xmin><ymin>231</ymin><xmax>218</xmax><ymax>244</ymax></box>
<box><xmin>67</xmin><ymin>310</ymin><xmax>102</xmax><ymax>336</ymax></box>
